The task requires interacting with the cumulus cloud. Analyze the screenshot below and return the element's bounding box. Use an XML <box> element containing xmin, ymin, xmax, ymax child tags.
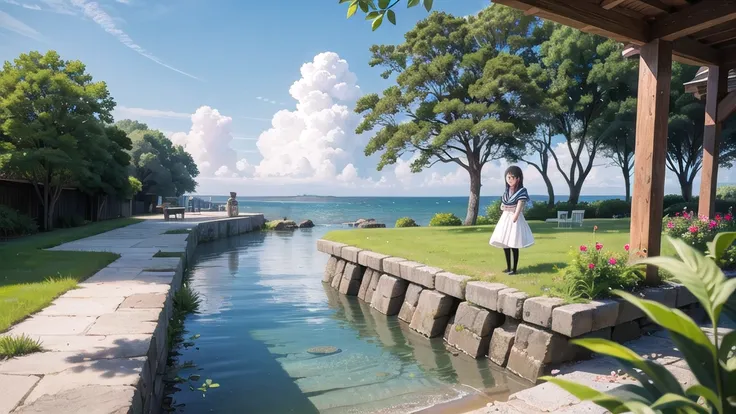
<box><xmin>170</xmin><ymin>106</ymin><xmax>240</xmax><ymax>177</ymax></box>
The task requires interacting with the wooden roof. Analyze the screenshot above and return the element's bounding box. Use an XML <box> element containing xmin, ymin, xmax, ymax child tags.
<box><xmin>493</xmin><ymin>0</ymin><xmax>736</xmax><ymax>68</ymax></box>
<box><xmin>683</xmin><ymin>66</ymin><xmax>736</xmax><ymax>97</ymax></box>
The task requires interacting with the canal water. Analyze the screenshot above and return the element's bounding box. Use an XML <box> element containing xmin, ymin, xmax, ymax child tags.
<box><xmin>168</xmin><ymin>227</ymin><xmax>530</xmax><ymax>414</ymax></box>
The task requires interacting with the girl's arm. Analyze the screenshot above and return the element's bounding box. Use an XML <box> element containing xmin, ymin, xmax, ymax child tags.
<box><xmin>513</xmin><ymin>200</ymin><xmax>526</xmax><ymax>223</ymax></box>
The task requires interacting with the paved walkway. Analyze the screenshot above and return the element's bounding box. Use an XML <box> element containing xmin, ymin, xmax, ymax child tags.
<box><xmin>0</xmin><ymin>213</ymin><xmax>234</xmax><ymax>414</ymax></box>
<box><xmin>467</xmin><ymin>315</ymin><xmax>736</xmax><ymax>413</ymax></box>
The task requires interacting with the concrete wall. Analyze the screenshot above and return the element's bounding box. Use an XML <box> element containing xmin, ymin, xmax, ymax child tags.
<box><xmin>317</xmin><ymin>239</ymin><xmax>705</xmax><ymax>383</ymax></box>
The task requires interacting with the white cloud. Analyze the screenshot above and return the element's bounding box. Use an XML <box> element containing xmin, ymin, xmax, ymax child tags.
<box><xmin>170</xmin><ymin>106</ymin><xmax>240</xmax><ymax>177</ymax></box>
<box><xmin>116</xmin><ymin>106</ymin><xmax>191</xmax><ymax>119</ymax></box>
<box><xmin>256</xmin><ymin>96</ymin><xmax>279</xmax><ymax>105</ymax></box>
<box><xmin>70</xmin><ymin>0</ymin><xmax>200</xmax><ymax>81</ymax></box>
<box><xmin>0</xmin><ymin>10</ymin><xmax>43</xmax><ymax>41</ymax></box>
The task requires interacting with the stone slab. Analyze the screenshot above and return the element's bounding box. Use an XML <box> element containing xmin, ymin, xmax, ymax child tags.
<box><xmin>357</xmin><ymin>268</ymin><xmax>375</xmax><ymax>301</ymax></box>
<box><xmin>6</xmin><ymin>316</ymin><xmax>96</xmax><ymax>336</ymax></box>
<box><xmin>382</xmin><ymin>257</ymin><xmax>407</xmax><ymax>277</ymax></box>
<box><xmin>398</xmin><ymin>260</ymin><xmax>424</xmax><ymax>281</ymax></box>
<box><xmin>398</xmin><ymin>284</ymin><xmax>424</xmax><ymax>323</ymax></box>
<box><xmin>0</xmin><ymin>374</ymin><xmax>39</xmax><ymax>414</ymax></box>
<box><xmin>465</xmin><ymin>281</ymin><xmax>507</xmax><ymax>311</ymax></box>
<box><xmin>489</xmin><ymin>320</ymin><xmax>518</xmax><ymax>367</ymax></box>
<box><xmin>323</xmin><ymin>256</ymin><xmax>338</xmax><ymax>283</ymax></box>
<box><xmin>364</xmin><ymin>270</ymin><xmax>381</xmax><ymax>304</ymax></box>
<box><xmin>454</xmin><ymin>301</ymin><xmax>502</xmax><ymax>337</ymax></box>
<box><xmin>331</xmin><ymin>260</ymin><xmax>347</xmax><ymax>290</ymax></box>
<box><xmin>404</xmin><ymin>265</ymin><xmax>442</xmax><ymax>289</ymax></box>
<box><xmin>552</xmin><ymin>303</ymin><xmax>595</xmax><ymax>337</ymax></box>
<box><xmin>445</xmin><ymin>325</ymin><xmax>491</xmax><ymax>358</ymax></box>
<box><xmin>615</xmin><ymin>298</ymin><xmax>646</xmax><ymax>324</ymax></box>
<box><xmin>511</xmin><ymin>323</ymin><xmax>571</xmax><ymax>365</ymax></box>
<box><xmin>119</xmin><ymin>293</ymin><xmax>167</xmax><ymax>309</ymax></box>
<box><xmin>31</xmin><ymin>334</ymin><xmax>151</xmax><ymax>359</ymax></box>
<box><xmin>670</xmin><ymin>282</ymin><xmax>698</xmax><ymax>307</ymax></box>
<box><xmin>39</xmin><ymin>297</ymin><xmax>126</xmax><ymax>317</ymax></box>
<box><xmin>611</xmin><ymin>320</ymin><xmax>642</xmax><ymax>343</ymax></box>
<box><xmin>62</xmin><ymin>282</ymin><xmax>170</xmax><ymax>298</ymax></box>
<box><xmin>370</xmin><ymin>275</ymin><xmax>408</xmax><ymax>315</ymax></box>
<box><xmin>498</xmin><ymin>289</ymin><xmax>528</xmax><ymax>319</ymax></box>
<box><xmin>87</xmin><ymin>310</ymin><xmax>161</xmax><ymax>335</ymax></box>
<box><xmin>642</xmin><ymin>285</ymin><xmax>678</xmax><ymax>308</ymax></box>
<box><xmin>590</xmin><ymin>299</ymin><xmax>620</xmax><ymax>331</ymax></box>
<box><xmin>409</xmin><ymin>290</ymin><xmax>454</xmax><ymax>338</ymax></box>
<box><xmin>357</xmin><ymin>250</ymin><xmax>389</xmax><ymax>272</ymax></box>
<box><xmin>338</xmin><ymin>263</ymin><xmax>363</xmax><ymax>296</ymax></box>
<box><xmin>435</xmin><ymin>272</ymin><xmax>470</xmax><ymax>300</ymax></box>
<box><xmin>522</xmin><ymin>296</ymin><xmax>565</xmax><ymax>328</ymax></box>
<box><xmin>14</xmin><ymin>385</ymin><xmax>141</xmax><ymax>414</ymax></box>
<box><xmin>339</xmin><ymin>246</ymin><xmax>363</xmax><ymax>263</ymax></box>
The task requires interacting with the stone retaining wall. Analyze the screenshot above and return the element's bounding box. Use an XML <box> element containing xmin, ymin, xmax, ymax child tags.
<box><xmin>317</xmin><ymin>239</ymin><xmax>704</xmax><ymax>383</ymax></box>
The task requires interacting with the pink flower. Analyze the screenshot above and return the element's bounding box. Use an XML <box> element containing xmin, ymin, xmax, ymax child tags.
<box><xmin>624</xmin><ymin>244</ymin><xmax>630</xmax><ymax>251</ymax></box>
<box><xmin>588</xmin><ymin>263</ymin><xmax>595</xmax><ymax>270</ymax></box>
<box><xmin>608</xmin><ymin>257</ymin><xmax>617</xmax><ymax>265</ymax></box>
<box><xmin>579</xmin><ymin>245</ymin><xmax>588</xmax><ymax>252</ymax></box>
<box><xmin>689</xmin><ymin>225</ymin><xmax>698</xmax><ymax>234</ymax></box>
<box><xmin>667</xmin><ymin>221</ymin><xmax>674</xmax><ymax>229</ymax></box>
<box><xmin>595</xmin><ymin>242</ymin><xmax>603</xmax><ymax>251</ymax></box>
<box><xmin>709</xmin><ymin>220</ymin><xmax>717</xmax><ymax>230</ymax></box>
<box><xmin>716</xmin><ymin>214</ymin><xmax>722</xmax><ymax>221</ymax></box>
<box><xmin>594</xmin><ymin>226</ymin><xmax>599</xmax><ymax>232</ymax></box>
<box><xmin>675</xmin><ymin>212</ymin><xmax>680</xmax><ymax>217</ymax></box>
<box><xmin>726</xmin><ymin>213</ymin><xmax>733</xmax><ymax>221</ymax></box>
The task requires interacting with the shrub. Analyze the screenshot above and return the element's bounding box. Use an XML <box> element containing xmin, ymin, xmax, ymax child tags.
<box><xmin>484</xmin><ymin>199</ymin><xmax>503</xmax><ymax>225</ymax></box>
<box><xmin>561</xmin><ymin>232</ymin><xmax>643</xmax><ymax>301</ymax></box>
<box><xmin>542</xmin><ymin>233</ymin><xmax>736</xmax><ymax>414</ymax></box>
<box><xmin>395</xmin><ymin>217</ymin><xmax>418</xmax><ymax>228</ymax></box>
<box><xmin>0</xmin><ymin>334</ymin><xmax>44</xmax><ymax>359</ymax></box>
<box><xmin>429</xmin><ymin>212</ymin><xmax>462</xmax><ymax>227</ymax></box>
<box><xmin>591</xmin><ymin>199</ymin><xmax>631</xmax><ymax>218</ymax></box>
<box><xmin>662</xmin><ymin>208</ymin><xmax>736</xmax><ymax>269</ymax></box>
<box><xmin>525</xmin><ymin>201</ymin><xmax>555</xmax><ymax>221</ymax></box>
<box><xmin>0</xmin><ymin>205</ymin><xmax>38</xmax><ymax>238</ymax></box>
<box><xmin>475</xmin><ymin>216</ymin><xmax>491</xmax><ymax>225</ymax></box>
<box><xmin>716</xmin><ymin>185</ymin><xmax>736</xmax><ymax>201</ymax></box>
<box><xmin>663</xmin><ymin>194</ymin><xmax>687</xmax><ymax>209</ymax></box>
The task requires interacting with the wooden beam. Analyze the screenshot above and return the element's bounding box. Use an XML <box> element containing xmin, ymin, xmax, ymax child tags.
<box><xmin>671</xmin><ymin>37</ymin><xmax>721</xmax><ymax>66</ymax></box>
<box><xmin>630</xmin><ymin>39</ymin><xmax>671</xmax><ymax>285</ymax></box>
<box><xmin>699</xmin><ymin>66</ymin><xmax>730</xmax><ymax>218</ymax></box>
<box><xmin>524</xmin><ymin>7</ymin><xmax>540</xmax><ymax>15</ymax></box>
<box><xmin>718</xmin><ymin>90</ymin><xmax>736</xmax><ymax>123</ymax></box>
<box><xmin>494</xmin><ymin>0</ymin><xmax>649</xmax><ymax>43</ymax></box>
<box><xmin>636</xmin><ymin>0</ymin><xmax>672</xmax><ymax>14</ymax></box>
<box><xmin>650</xmin><ymin>1</ymin><xmax>736</xmax><ymax>41</ymax></box>
<box><xmin>601</xmin><ymin>0</ymin><xmax>626</xmax><ymax>10</ymax></box>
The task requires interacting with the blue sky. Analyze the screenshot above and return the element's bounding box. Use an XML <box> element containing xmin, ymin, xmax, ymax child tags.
<box><xmin>0</xmin><ymin>0</ymin><xmax>725</xmax><ymax>197</ymax></box>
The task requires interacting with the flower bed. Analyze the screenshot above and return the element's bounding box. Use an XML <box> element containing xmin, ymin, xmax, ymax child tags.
<box><xmin>662</xmin><ymin>208</ymin><xmax>736</xmax><ymax>269</ymax></box>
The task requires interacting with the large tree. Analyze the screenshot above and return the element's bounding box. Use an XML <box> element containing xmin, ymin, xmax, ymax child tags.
<box><xmin>598</xmin><ymin>99</ymin><xmax>636</xmax><ymax>202</ymax></box>
<box><xmin>508</xmin><ymin>123</ymin><xmax>556</xmax><ymax>206</ymax></box>
<box><xmin>356</xmin><ymin>7</ymin><xmax>540</xmax><ymax>225</ymax></box>
<box><xmin>0</xmin><ymin>50</ymin><xmax>116</xmax><ymax>230</ymax></box>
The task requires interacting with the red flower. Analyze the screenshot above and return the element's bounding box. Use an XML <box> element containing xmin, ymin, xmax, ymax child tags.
<box><xmin>667</xmin><ymin>221</ymin><xmax>674</xmax><ymax>229</ymax></box>
<box><xmin>595</xmin><ymin>242</ymin><xmax>603</xmax><ymax>251</ymax></box>
<box><xmin>588</xmin><ymin>263</ymin><xmax>595</xmax><ymax>270</ymax></box>
<box><xmin>624</xmin><ymin>244</ymin><xmax>630</xmax><ymax>251</ymax></box>
<box><xmin>726</xmin><ymin>213</ymin><xmax>733</xmax><ymax>221</ymax></box>
<box><xmin>579</xmin><ymin>245</ymin><xmax>588</xmax><ymax>252</ymax></box>
<box><xmin>608</xmin><ymin>257</ymin><xmax>617</xmax><ymax>265</ymax></box>
<box><xmin>716</xmin><ymin>214</ymin><xmax>722</xmax><ymax>221</ymax></box>
<box><xmin>689</xmin><ymin>225</ymin><xmax>698</xmax><ymax>234</ymax></box>
<box><xmin>709</xmin><ymin>220</ymin><xmax>717</xmax><ymax>230</ymax></box>
<box><xmin>675</xmin><ymin>212</ymin><xmax>680</xmax><ymax>217</ymax></box>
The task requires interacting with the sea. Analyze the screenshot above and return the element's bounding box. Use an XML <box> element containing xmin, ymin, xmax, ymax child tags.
<box><xmin>191</xmin><ymin>195</ymin><xmax>624</xmax><ymax>227</ymax></box>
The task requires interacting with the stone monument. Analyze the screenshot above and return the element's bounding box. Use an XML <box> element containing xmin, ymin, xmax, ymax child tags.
<box><xmin>227</xmin><ymin>192</ymin><xmax>239</xmax><ymax>217</ymax></box>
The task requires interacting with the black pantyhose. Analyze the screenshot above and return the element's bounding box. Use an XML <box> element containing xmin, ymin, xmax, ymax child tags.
<box><xmin>503</xmin><ymin>248</ymin><xmax>520</xmax><ymax>274</ymax></box>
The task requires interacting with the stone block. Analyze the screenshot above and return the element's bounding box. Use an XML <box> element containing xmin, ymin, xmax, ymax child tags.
<box><xmin>338</xmin><ymin>263</ymin><xmax>363</xmax><ymax>296</ymax></box>
<box><xmin>572</xmin><ymin>328</ymin><xmax>613</xmax><ymax>360</ymax></box>
<box><xmin>488</xmin><ymin>319</ymin><xmax>518</xmax><ymax>367</ymax></box>
<box><xmin>512</xmin><ymin>323</ymin><xmax>571</xmax><ymax>365</ymax></box>
<box><xmin>615</xmin><ymin>299</ymin><xmax>646</xmax><ymax>324</ymax></box>
<box><xmin>357</xmin><ymin>268</ymin><xmax>375</xmax><ymax>301</ymax></box>
<box><xmin>683</xmin><ymin>303</ymin><xmax>707</xmax><ymax>323</ymax></box>
<box><xmin>522</xmin><ymin>296</ymin><xmax>565</xmax><ymax>328</ymax></box>
<box><xmin>670</xmin><ymin>282</ymin><xmax>698</xmax><ymax>307</ymax></box>
<box><xmin>506</xmin><ymin>347</ymin><xmax>544</xmax><ymax>381</ymax></box>
<box><xmin>586</xmin><ymin>299</ymin><xmax>619</xmax><ymax>331</ymax></box>
<box><xmin>316</xmin><ymin>239</ymin><xmax>336</xmax><ymax>254</ymax></box>
<box><xmin>465</xmin><ymin>281</ymin><xmax>507</xmax><ymax>311</ymax></box>
<box><xmin>227</xmin><ymin>219</ymin><xmax>238</xmax><ymax>236</ymax></box>
<box><xmin>323</xmin><ymin>256</ymin><xmax>338</xmax><ymax>283</ymax></box>
<box><xmin>331</xmin><ymin>260</ymin><xmax>347</xmax><ymax>290</ymax></box>
<box><xmin>382</xmin><ymin>257</ymin><xmax>406</xmax><ymax>276</ymax></box>
<box><xmin>498</xmin><ymin>289</ymin><xmax>528</xmax><ymax>319</ymax></box>
<box><xmin>14</xmin><ymin>385</ymin><xmax>141</xmax><ymax>414</ymax></box>
<box><xmin>398</xmin><ymin>260</ymin><xmax>423</xmax><ymax>281</ymax></box>
<box><xmin>370</xmin><ymin>275</ymin><xmax>408</xmax><ymax>315</ymax></box>
<box><xmin>552</xmin><ymin>303</ymin><xmax>595</xmax><ymax>337</ymax></box>
<box><xmin>445</xmin><ymin>324</ymin><xmax>492</xmax><ymax>358</ymax></box>
<box><xmin>364</xmin><ymin>271</ymin><xmax>381</xmax><ymax>304</ymax></box>
<box><xmin>0</xmin><ymin>374</ymin><xmax>39</xmax><ymax>414</ymax></box>
<box><xmin>642</xmin><ymin>285</ymin><xmax>677</xmax><ymax>308</ymax></box>
<box><xmin>339</xmin><ymin>246</ymin><xmax>362</xmax><ymax>263</ymax></box>
<box><xmin>611</xmin><ymin>320</ymin><xmax>642</xmax><ymax>343</ymax></box>
<box><xmin>454</xmin><ymin>302</ymin><xmax>503</xmax><ymax>337</ymax></box>
<box><xmin>87</xmin><ymin>310</ymin><xmax>160</xmax><ymax>335</ymax></box>
<box><xmin>435</xmin><ymin>272</ymin><xmax>470</xmax><ymax>299</ymax></box>
<box><xmin>357</xmin><ymin>250</ymin><xmax>389</xmax><ymax>272</ymax></box>
<box><xmin>409</xmin><ymin>290</ymin><xmax>454</xmax><ymax>338</ymax></box>
<box><xmin>398</xmin><ymin>283</ymin><xmax>424</xmax><ymax>323</ymax></box>
<box><xmin>6</xmin><ymin>315</ymin><xmax>96</xmax><ymax>336</ymax></box>
<box><xmin>119</xmin><ymin>293</ymin><xmax>167</xmax><ymax>309</ymax></box>
<box><xmin>217</xmin><ymin>220</ymin><xmax>228</xmax><ymax>240</ymax></box>
<box><xmin>404</xmin><ymin>265</ymin><xmax>441</xmax><ymax>289</ymax></box>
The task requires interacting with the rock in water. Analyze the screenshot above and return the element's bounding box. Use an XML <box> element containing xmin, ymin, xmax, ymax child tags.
<box><xmin>357</xmin><ymin>221</ymin><xmax>386</xmax><ymax>229</ymax></box>
<box><xmin>299</xmin><ymin>219</ymin><xmax>315</xmax><ymax>228</ymax></box>
<box><xmin>274</xmin><ymin>220</ymin><xmax>298</xmax><ymax>230</ymax></box>
<box><xmin>307</xmin><ymin>346</ymin><xmax>341</xmax><ymax>355</ymax></box>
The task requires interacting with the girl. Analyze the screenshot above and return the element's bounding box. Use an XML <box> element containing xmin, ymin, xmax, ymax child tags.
<box><xmin>489</xmin><ymin>166</ymin><xmax>535</xmax><ymax>275</ymax></box>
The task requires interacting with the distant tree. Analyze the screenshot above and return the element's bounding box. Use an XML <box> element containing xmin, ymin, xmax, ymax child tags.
<box><xmin>0</xmin><ymin>50</ymin><xmax>115</xmax><ymax>230</ymax></box>
<box><xmin>508</xmin><ymin>123</ymin><xmax>556</xmax><ymax>206</ymax></box>
<box><xmin>597</xmin><ymin>97</ymin><xmax>636</xmax><ymax>203</ymax></box>
<box><xmin>114</xmin><ymin>119</ymin><xmax>149</xmax><ymax>135</ymax></box>
<box><xmin>356</xmin><ymin>7</ymin><xmax>540</xmax><ymax>225</ymax></box>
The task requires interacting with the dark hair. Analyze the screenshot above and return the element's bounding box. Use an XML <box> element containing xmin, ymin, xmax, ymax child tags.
<box><xmin>504</xmin><ymin>165</ymin><xmax>524</xmax><ymax>192</ymax></box>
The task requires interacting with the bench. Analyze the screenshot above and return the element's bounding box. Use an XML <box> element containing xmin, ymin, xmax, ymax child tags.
<box><xmin>164</xmin><ymin>207</ymin><xmax>186</xmax><ymax>221</ymax></box>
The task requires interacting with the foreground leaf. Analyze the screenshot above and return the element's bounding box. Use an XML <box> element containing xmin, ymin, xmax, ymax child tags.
<box><xmin>539</xmin><ymin>376</ymin><xmax>625</xmax><ymax>412</ymax></box>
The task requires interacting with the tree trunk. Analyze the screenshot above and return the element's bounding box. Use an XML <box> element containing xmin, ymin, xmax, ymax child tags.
<box><xmin>624</xmin><ymin>172</ymin><xmax>631</xmax><ymax>203</ymax></box>
<box><xmin>465</xmin><ymin>167</ymin><xmax>482</xmax><ymax>226</ymax></box>
<box><xmin>97</xmin><ymin>195</ymin><xmax>107</xmax><ymax>222</ymax></box>
<box><xmin>568</xmin><ymin>183</ymin><xmax>583</xmax><ymax>206</ymax></box>
<box><xmin>542</xmin><ymin>174</ymin><xmax>555</xmax><ymax>207</ymax></box>
<box><xmin>679</xmin><ymin>175</ymin><xmax>693</xmax><ymax>201</ymax></box>
<box><xmin>43</xmin><ymin>176</ymin><xmax>50</xmax><ymax>231</ymax></box>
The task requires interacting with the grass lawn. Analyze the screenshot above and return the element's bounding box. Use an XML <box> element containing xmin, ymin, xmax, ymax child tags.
<box><xmin>324</xmin><ymin>219</ymin><xmax>675</xmax><ymax>298</ymax></box>
<box><xmin>0</xmin><ymin>218</ymin><xmax>143</xmax><ymax>332</ymax></box>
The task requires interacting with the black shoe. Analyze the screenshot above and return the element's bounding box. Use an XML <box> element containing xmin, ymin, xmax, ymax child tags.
<box><xmin>507</xmin><ymin>270</ymin><xmax>517</xmax><ymax>275</ymax></box>
<box><xmin>502</xmin><ymin>268</ymin><xmax>511</xmax><ymax>274</ymax></box>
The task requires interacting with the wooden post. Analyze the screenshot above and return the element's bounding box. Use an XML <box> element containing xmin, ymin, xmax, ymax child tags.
<box><xmin>630</xmin><ymin>39</ymin><xmax>672</xmax><ymax>285</ymax></box>
<box><xmin>698</xmin><ymin>65</ymin><xmax>729</xmax><ymax>218</ymax></box>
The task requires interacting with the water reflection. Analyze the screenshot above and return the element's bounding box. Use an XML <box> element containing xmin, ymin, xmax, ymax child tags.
<box><xmin>170</xmin><ymin>229</ymin><xmax>528</xmax><ymax>414</ymax></box>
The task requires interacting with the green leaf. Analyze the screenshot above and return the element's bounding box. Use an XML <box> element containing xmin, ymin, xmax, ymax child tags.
<box><xmin>650</xmin><ymin>393</ymin><xmax>710</xmax><ymax>413</ymax></box>
<box><xmin>371</xmin><ymin>13</ymin><xmax>384</xmax><ymax>31</ymax></box>
<box><xmin>387</xmin><ymin>9</ymin><xmax>396</xmax><ymax>24</ymax></box>
<box><xmin>378</xmin><ymin>0</ymin><xmax>389</xmax><ymax>9</ymax></box>
<box><xmin>338</xmin><ymin>0</ymin><xmax>352</xmax><ymax>3</ymax></box>
<box><xmin>358</xmin><ymin>0</ymin><xmax>369</xmax><ymax>13</ymax></box>
<box><xmin>423</xmin><ymin>0</ymin><xmax>433</xmax><ymax>12</ymax></box>
<box><xmin>707</xmin><ymin>232</ymin><xmax>736</xmax><ymax>261</ymax></box>
<box><xmin>407</xmin><ymin>0</ymin><xmax>420</xmax><ymax>7</ymax></box>
<box><xmin>205</xmin><ymin>379</ymin><xmax>212</xmax><ymax>385</ymax></box>
<box><xmin>209</xmin><ymin>383</ymin><xmax>220</xmax><ymax>388</ymax></box>
<box><xmin>189</xmin><ymin>334</ymin><xmax>200</xmax><ymax>340</ymax></box>
<box><xmin>365</xmin><ymin>11</ymin><xmax>380</xmax><ymax>19</ymax></box>
<box><xmin>539</xmin><ymin>376</ymin><xmax>625</xmax><ymax>412</ymax></box>
<box><xmin>721</xmin><ymin>331</ymin><xmax>736</xmax><ymax>362</ymax></box>
<box><xmin>686</xmin><ymin>384</ymin><xmax>721</xmax><ymax>412</ymax></box>
<box><xmin>347</xmin><ymin>1</ymin><xmax>358</xmax><ymax>18</ymax></box>
<box><xmin>620</xmin><ymin>400</ymin><xmax>657</xmax><ymax>414</ymax></box>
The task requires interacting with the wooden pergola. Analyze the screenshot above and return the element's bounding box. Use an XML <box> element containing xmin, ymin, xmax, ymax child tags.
<box><xmin>494</xmin><ymin>0</ymin><xmax>736</xmax><ymax>283</ymax></box>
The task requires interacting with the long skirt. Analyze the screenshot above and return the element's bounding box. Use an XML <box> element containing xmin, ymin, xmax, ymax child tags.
<box><xmin>489</xmin><ymin>210</ymin><xmax>535</xmax><ymax>249</ymax></box>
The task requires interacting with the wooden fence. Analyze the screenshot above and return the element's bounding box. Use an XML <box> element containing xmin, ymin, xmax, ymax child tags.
<box><xmin>0</xmin><ymin>179</ymin><xmax>132</xmax><ymax>227</ymax></box>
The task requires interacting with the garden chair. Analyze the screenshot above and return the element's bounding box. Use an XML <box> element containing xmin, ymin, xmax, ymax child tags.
<box><xmin>570</xmin><ymin>210</ymin><xmax>585</xmax><ymax>227</ymax></box>
<box><xmin>557</xmin><ymin>211</ymin><xmax>569</xmax><ymax>228</ymax></box>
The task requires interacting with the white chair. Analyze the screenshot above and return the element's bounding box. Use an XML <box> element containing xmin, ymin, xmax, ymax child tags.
<box><xmin>570</xmin><ymin>210</ymin><xmax>585</xmax><ymax>227</ymax></box>
<box><xmin>557</xmin><ymin>211</ymin><xmax>569</xmax><ymax>228</ymax></box>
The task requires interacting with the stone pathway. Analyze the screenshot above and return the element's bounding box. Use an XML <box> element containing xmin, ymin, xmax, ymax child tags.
<box><xmin>465</xmin><ymin>315</ymin><xmax>736</xmax><ymax>413</ymax></box>
<box><xmin>0</xmin><ymin>213</ymin><xmax>245</xmax><ymax>414</ymax></box>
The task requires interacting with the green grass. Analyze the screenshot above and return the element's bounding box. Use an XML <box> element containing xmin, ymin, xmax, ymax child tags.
<box><xmin>153</xmin><ymin>251</ymin><xmax>185</xmax><ymax>258</ymax></box>
<box><xmin>164</xmin><ymin>228</ymin><xmax>192</xmax><ymax>235</ymax></box>
<box><xmin>324</xmin><ymin>219</ymin><xmax>675</xmax><ymax>298</ymax></box>
<box><xmin>0</xmin><ymin>333</ymin><xmax>44</xmax><ymax>359</ymax></box>
<box><xmin>0</xmin><ymin>218</ymin><xmax>143</xmax><ymax>332</ymax></box>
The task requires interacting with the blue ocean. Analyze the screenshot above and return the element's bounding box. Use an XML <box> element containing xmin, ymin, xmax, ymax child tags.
<box><xmin>193</xmin><ymin>195</ymin><xmax>623</xmax><ymax>227</ymax></box>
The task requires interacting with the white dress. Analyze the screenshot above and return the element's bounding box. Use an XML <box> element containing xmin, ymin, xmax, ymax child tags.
<box><xmin>489</xmin><ymin>187</ymin><xmax>535</xmax><ymax>249</ymax></box>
